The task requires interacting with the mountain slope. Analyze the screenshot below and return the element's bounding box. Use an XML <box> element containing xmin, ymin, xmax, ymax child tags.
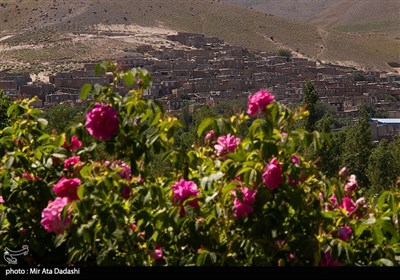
<box><xmin>0</xmin><ymin>0</ymin><xmax>398</xmax><ymax>73</ymax></box>
<box><xmin>310</xmin><ymin>0</ymin><xmax>400</xmax><ymax>36</ymax></box>
<box><xmin>223</xmin><ymin>0</ymin><xmax>400</xmax><ymax>36</ymax></box>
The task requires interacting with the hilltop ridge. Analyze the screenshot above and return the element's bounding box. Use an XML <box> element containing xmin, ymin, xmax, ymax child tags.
<box><xmin>0</xmin><ymin>0</ymin><xmax>398</xmax><ymax>73</ymax></box>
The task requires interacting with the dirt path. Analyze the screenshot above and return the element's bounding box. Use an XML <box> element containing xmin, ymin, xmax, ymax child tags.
<box><xmin>316</xmin><ymin>26</ymin><xmax>329</xmax><ymax>60</ymax></box>
<box><xmin>260</xmin><ymin>32</ymin><xmax>310</xmax><ymax>59</ymax></box>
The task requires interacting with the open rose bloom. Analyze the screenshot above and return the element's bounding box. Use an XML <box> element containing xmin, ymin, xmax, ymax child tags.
<box><xmin>247</xmin><ymin>90</ymin><xmax>275</xmax><ymax>116</ymax></box>
<box><xmin>262</xmin><ymin>158</ymin><xmax>283</xmax><ymax>190</ymax></box>
<box><xmin>232</xmin><ymin>186</ymin><xmax>257</xmax><ymax>218</ymax></box>
<box><xmin>53</xmin><ymin>177</ymin><xmax>81</xmax><ymax>201</ymax></box>
<box><xmin>85</xmin><ymin>103</ymin><xmax>119</xmax><ymax>140</ymax></box>
<box><xmin>214</xmin><ymin>134</ymin><xmax>241</xmax><ymax>157</ymax></box>
<box><xmin>171</xmin><ymin>179</ymin><xmax>199</xmax><ymax>216</ymax></box>
<box><xmin>41</xmin><ymin>197</ymin><xmax>72</xmax><ymax>235</ymax></box>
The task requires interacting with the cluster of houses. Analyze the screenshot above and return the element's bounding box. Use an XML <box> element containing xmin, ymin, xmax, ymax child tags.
<box><xmin>1</xmin><ymin>32</ymin><xmax>400</xmax><ymax>140</ymax></box>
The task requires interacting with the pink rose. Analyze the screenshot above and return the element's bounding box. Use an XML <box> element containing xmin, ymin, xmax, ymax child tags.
<box><xmin>53</xmin><ymin>177</ymin><xmax>81</xmax><ymax>201</ymax></box>
<box><xmin>340</xmin><ymin>196</ymin><xmax>356</xmax><ymax>214</ymax></box>
<box><xmin>247</xmin><ymin>90</ymin><xmax>275</xmax><ymax>116</ymax></box>
<box><xmin>85</xmin><ymin>103</ymin><xmax>119</xmax><ymax>140</ymax></box>
<box><xmin>356</xmin><ymin>197</ymin><xmax>366</xmax><ymax>206</ymax></box>
<box><xmin>41</xmin><ymin>197</ymin><xmax>71</xmax><ymax>235</ymax></box>
<box><xmin>22</xmin><ymin>172</ymin><xmax>35</xmax><ymax>181</ymax></box>
<box><xmin>232</xmin><ymin>186</ymin><xmax>257</xmax><ymax>218</ymax></box>
<box><xmin>64</xmin><ymin>156</ymin><xmax>81</xmax><ymax>169</ymax></box>
<box><xmin>262</xmin><ymin>158</ymin><xmax>283</xmax><ymax>190</ymax></box>
<box><xmin>325</xmin><ymin>194</ymin><xmax>339</xmax><ymax>211</ymax></box>
<box><xmin>344</xmin><ymin>174</ymin><xmax>358</xmax><ymax>193</ymax></box>
<box><xmin>214</xmin><ymin>134</ymin><xmax>241</xmax><ymax>157</ymax></box>
<box><xmin>171</xmin><ymin>179</ymin><xmax>199</xmax><ymax>216</ymax></box>
<box><xmin>291</xmin><ymin>155</ymin><xmax>300</xmax><ymax>167</ymax></box>
<box><xmin>152</xmin><ymin>245</ymin><xmax>163</xmax><ymax>260</ymax></box>
<box><xmin>320</xmin><ymin>251</ymin><xmax>340</xmax><ymax>266</ymax></box>
<box><xmin>63</xmin><ymin>135</ymin><xmax>82</xmax><ymax>151</ymax></box>
<box><xmin>70</xmin><ymin>135</ymin><xmax>82</xmax><ymax>151</ymax></box>
<box><xmin>105</xmin><ymin>160</ymin><xmax>132</xmax><ymax>180</ymax></box>
<box><xmin>105</xmin><ymin>160</ymin><xmax>132</xmax><ymax>199</ymax></box>
<box><xmin>21</xmin><ymin>172</ymin><xmax>41</xmax><ymax>181</ymax></box>
<box><xmin>205</xmin><ymin>130</ymin><xmax>215</xmax><ymax>142</ymax></box>
<box><xmin>329</xmin><ymin>194</ymin><xmax>338</xmax><ymax>207</ymax></box>
<box><xmin>338</xmin><ymin>226</ymin><xmax>352</xmax><ymax>241</ymax></box>
<box><xmin>0</xmin><ymin>196</ymin><xmax>4</xmax><ymax>204</ymax></box>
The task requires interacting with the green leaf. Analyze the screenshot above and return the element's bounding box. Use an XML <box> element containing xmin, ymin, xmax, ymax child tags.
<box><xmin>80</xmin><ymin>84</ymin><xmax>92</xmax><ymax>101</ymax></box>
<box><xmin>34</xmin><ymin>149</ymin><xmax>43</xmax><ymax>160</ymax></box>
<box><xmin>379</xmin><ymin>258</ymin><xmax>394</xmax><ymax>266</ymax></box>
<box><xmin>337</xmin><ymin>242</ymin><xmax>342</xmax><ymax>256</ymax></box>
<box><xmin>372</xmin><ymin>226</ymin><xmax>384</xmax><ymax>245</ymax></box>
<box><xmin>4</xmin><ymin>156</ymin><xmax>14</xmax><ymax>169</ymax></box>
<box><xmin>196</xmin><ymin>250</ymin><xmax>209</xmax><ymax>266</ymax></box>
<box><xmin>355</xmin><ymin>223</ymin><xmax>366</xmax><ymax>237</ymax></box>
<box><xmin>151</xmin><ymin>231</ymin><xmax>159</xmax><ymax>242</ymax></box>
<box><xmin>364</xmin><ymin>216</ymin><xmax>376</xmax><ymax>225</ymax></box>
<box><xmin>235</xmin><ymin>167</ymin><xmax>254</xmax><ymax>177</ymax></box>
<box><xmin>37</xmin><ymin>118</ymin><xmax>48</xmax><ymax>127</ymax></box>
<box><xmin>80</xmin><ymin>165</ymin><xmax>91</xmax><ymax>178</ymax></box>
<box><xmin>197</xmin><ymin>117</ymin><xmax>215</xmax><ymax>138</ymax></box>
<box><xmin>77</xmin><ymin>185</ymin><xmax>84</xmax><ymax>200</ymax></box>
<box><xmin>124</xmin><ymin>71</ymin><xmax>135</xmax><ymax>87</ymax></box>
<box><xmin>140</xmin><ymin>68</ymin><xmax>148</xmax><ymax>77</ymax></box>
<box><xmin>95</xmin><ymin>62</ymin><xmax>108</xmax><ymax>76</ymax></box>
<box><xmin>205</xmin><ymin>192</ymin><xmax>219</xmax><ymax>204</ymax></box>
<box><xmin>377</xmin><ymin>191</ymin><xmax>390</xmax><ymax>211</ymax></box>
<box><xmin>209</xmin><ymin>252</ymin><xmax>217</xmax><ymax>263</ymax></box>
<box><xmin>52</xmin><ymin>153</ymin><xmax>67</xmax><ymax>159</ymax></box>
<box><xmin>54</xmin><ymin>133</ymin><xmax>66</xmax><ymax>147</ymax></box>
<box><xmin>6</xmin><ymin>104</ymin><xmax>18</xmax><ymax>117</ymax></box>
<box><xmin>54</xmin><ymin>233</ymin><xmax>67</xmax><ymax>248</ymax></box>
<box><xmin>261</xmin><ymin>142</ymin><xmax>278</xmax><ymax>160</ymax></box>
<box><xmin>93</xmin><ymin>83</ymin><xmax>102</xmax><ymax>96</ymax></box>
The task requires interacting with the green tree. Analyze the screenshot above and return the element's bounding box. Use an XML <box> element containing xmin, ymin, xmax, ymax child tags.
<box><xmin>0</xmin><ymin>90</ymin><xmax>12</xmax><ymax>129</ymax></box>
<box><xmin>44</xmin><ymin>103</ymin><xmax>85</xmax><ymax>133</ymax></box>
<box><xmin>302</xmin><ymin>81</ymin><xmax>319</xmax><ymax>132</ymax></box>
<box><xmin>360</xmin><ymin>103</ymin><xmax>388</xmax><ymax>118</ymax></box>
<box><xmin>352</xmin><ymin>72</ymin><xmax>366</xmax><ymax>82</ymax></box>
<box><xmin>276</xmin><ymin>48</ymin><xmax>292</xmax><ymax>61</ymax></box>
<box><xmin>341</xmin><ymin>108</ymin><xmax>373</xmax><ymax>189</ymax></box>
<box><xmin>367</xmin><ymin>137</ymin><xmax>400</xmax><ymax>194</ymax></box>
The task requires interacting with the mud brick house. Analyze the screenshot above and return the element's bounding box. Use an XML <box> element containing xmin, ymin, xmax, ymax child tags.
<box><xmin>45</xmin><ymin>91</ymin><xmax>80</xmax><ymax>105</ymax></box>
<box><xmin>0</xmin><ymin>80</ymin><xmax>18</xmax><ymax>93</ymax></box>
<box><xmin>0</xmin><ymin>71</ymin><xmax>31</xmax><ymax>96</ymax></box>
<box><xmin>116</xmin><ymin>57</ymin><xmax>153</xmax><ymax>71</ymax></box>
<box><xmin>167</xmin><ymin>32</ymin><xmax>206</xmax><ymax>49</ymax></box>
<box><xmin>370</xmin><ymin>118</ymin><xmax>400</xmax><ymax>141</ymax></box>
<box><xmin>20</xmin><ymin>83</ymin><xmax>55</xmax><ymax>101</ymax></box>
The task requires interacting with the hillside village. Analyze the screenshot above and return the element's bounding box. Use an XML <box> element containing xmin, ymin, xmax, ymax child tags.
<box><xmin>1</xmin><ymin>32</ymin><xmax>400</xmax><ymax>125</ymax></box>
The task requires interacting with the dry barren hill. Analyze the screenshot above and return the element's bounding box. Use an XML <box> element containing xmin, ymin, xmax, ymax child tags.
<box><xmin>0</xmin><ymin>0</ymin><xmax>398</xmax><ymax>73</ymax></box>
<box><xmin>222</xmin><ymin>0</ymin><xmax>340</xmax><ymax>21</ymax></box>
<box><xmin>223</xmin><ymin>0</ymin><xmax>400</xmax><ymax>36</ymax></box>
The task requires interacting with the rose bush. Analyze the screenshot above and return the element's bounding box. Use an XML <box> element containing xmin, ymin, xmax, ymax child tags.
<box><xmin>0</xmin><ymin>62</ymin><xmax>399</xmax><ymax>266</ymax></box>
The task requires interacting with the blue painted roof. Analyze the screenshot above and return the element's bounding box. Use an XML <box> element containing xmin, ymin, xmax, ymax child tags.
<box><xmin>370</xmin><ymin>118</ymin><xmax>400</xmax><ymax>125</ymax></box>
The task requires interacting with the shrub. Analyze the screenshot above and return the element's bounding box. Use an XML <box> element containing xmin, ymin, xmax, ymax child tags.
<box><xmin>276</xmin><ymin>49</ymin><xmax>292</xmax><ymax>59</ymax></box>
<box><xmin>0</xmin><ymin>63</ymin><xmax>399</xmax><ymax>266</ymax></box>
